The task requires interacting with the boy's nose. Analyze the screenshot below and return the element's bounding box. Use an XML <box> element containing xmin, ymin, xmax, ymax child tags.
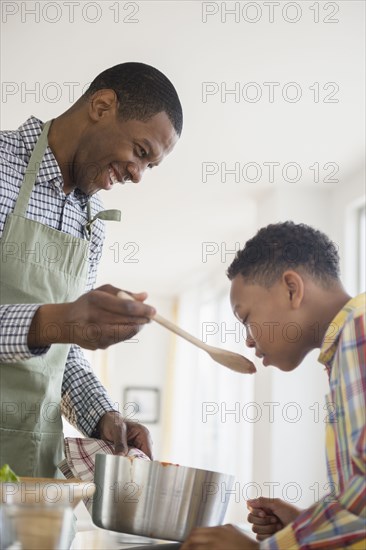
<box><xmin>245</xmin><ymin>335</ymin><xmax>256</xmax><ymax>348</ymax></box>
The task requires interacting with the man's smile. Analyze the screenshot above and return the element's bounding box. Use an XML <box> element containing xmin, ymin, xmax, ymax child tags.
<box><xmin>108</xmin><ymin>164</ymin><xmax>123</xmax><ymax>185</ymax></box>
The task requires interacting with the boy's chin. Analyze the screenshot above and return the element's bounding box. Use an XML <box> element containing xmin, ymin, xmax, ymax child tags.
<box><xmin>273</xmin><ymin>348</ymin><xmax>310</xmax><ymax>372</ymax></box>
<box><xmin>274</xmin><ymin>360</ymin><xmax>301</xmax><ymax>372</ymax></box>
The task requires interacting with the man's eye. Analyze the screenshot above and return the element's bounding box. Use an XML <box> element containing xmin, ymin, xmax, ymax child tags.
<box><xmin>137</xmin><ymin>146</ymin><xmax>147</xmax><ymax>158</ymax></box>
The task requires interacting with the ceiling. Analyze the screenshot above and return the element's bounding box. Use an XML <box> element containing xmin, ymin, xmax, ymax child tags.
<box><xmin>1</xmin><ymin>0</ymin><xmax>365</xmax><ymax>295</ymax></box>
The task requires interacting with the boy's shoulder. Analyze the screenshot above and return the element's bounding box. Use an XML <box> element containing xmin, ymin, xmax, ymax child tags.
<box><xmin>319</xmin><ymin>294</ymin><xmax>365</xmax><ymax>367</ymax></box>
<box><xmin>343</xmin><ymin>293</ymin><xmax>365</xmax><ymax>324</ymax></box>
<box><xmin>337</xmin><ymin>293</ymin><xmax>365</xmax><ymax>352</ymax></box>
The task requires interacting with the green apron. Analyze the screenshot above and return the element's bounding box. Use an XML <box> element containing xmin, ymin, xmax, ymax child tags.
<box><xmin>0</xmin><ymin>120</ymin><xmax>120</xmax><ymax>477</ymax></box>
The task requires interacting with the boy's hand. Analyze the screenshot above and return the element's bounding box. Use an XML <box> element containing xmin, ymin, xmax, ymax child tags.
<box><xmin>247</xmin><ymin>498</ymin><xmax>301</xmax><ymax>541</ymax></box>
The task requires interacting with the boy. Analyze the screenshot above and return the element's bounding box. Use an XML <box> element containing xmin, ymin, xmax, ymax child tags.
<box><xmin>182</xmin><ymin>221</ymin><xmax>365</xmax><ymax>549</ymax></box>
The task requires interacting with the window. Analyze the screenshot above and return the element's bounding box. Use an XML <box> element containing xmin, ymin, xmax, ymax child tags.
<box><xmin>357</xmin><ymin>204</ymin><xmax>366</xmax><ymax>293</ymax></box>
<box><xmin>345</xmin><ymin>198</ymin><xmax>366</xmax><ymax>295</ymax></box>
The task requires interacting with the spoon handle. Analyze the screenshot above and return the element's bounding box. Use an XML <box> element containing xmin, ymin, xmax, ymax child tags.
<box><xmin>117</xmin><ymin>291</ymin><xmax>209</xmax><ymax>352</ymax></box>
<box><xmin>153</xmin><ymin>313</ymin><xmax>209</xmax><ymax>352</ymax></box>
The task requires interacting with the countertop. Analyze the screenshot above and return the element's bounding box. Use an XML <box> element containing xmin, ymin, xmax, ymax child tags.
<box><xmin>70</xmin><ymin>501</ymin><xmax>255</xmax><ymax>549</ymax></box>
<box><xmin>72</xmin><ymin>528</ymin><xmax>178</xmax><ymax>549</ymax></box>
<box><xmin>71</xmin><ymin>507</ymin><xmax>179</xmax><ymax>549</ymax></box>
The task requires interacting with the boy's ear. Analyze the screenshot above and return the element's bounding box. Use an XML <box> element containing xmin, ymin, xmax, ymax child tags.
<box><xmin>282</xmin><ymin>271</ymin><xmax>304</xmax><ymax>309</ymax></box>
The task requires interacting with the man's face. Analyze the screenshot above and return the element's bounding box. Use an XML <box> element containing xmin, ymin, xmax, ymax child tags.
<box><xmin>73</xmin><ymin>109</ymin><xmax>178</xmax><ymax>195</ymax></box>
<box><xmin>230</xmin><ymin>274</ymin><xmax>312</xmax><ymax>371</ymax></box>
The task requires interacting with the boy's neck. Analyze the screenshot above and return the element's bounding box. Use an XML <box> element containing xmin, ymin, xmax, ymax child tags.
<box><xmin>313</xmin><ymin>285</ymin><xmax>352</xmax><ymax>346</ymax></box>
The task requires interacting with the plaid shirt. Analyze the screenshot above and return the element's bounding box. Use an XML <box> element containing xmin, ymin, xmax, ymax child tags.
<box><xmin>261</xmin><ymin>293</ymin><xmax>366</xmax><ymax>549</ymax></box>
<box><xmin>0</xmin><ymin>116</ymin><xmax>116</xmax><ymax>435</ymax></box>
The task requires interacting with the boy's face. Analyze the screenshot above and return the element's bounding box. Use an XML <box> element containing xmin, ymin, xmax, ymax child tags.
<box><xmin>230</xmin><ymin>274</ymin><xmax>312</xmax><ymax>371</ymax></box>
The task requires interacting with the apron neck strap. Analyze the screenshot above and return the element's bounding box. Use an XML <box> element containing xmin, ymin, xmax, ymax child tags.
<box><xmin>13</xmin><ymin>120</ymin><xmax>52</xmax><ymax>217</ymax></box>
<box><xmin>84</xmin><ymin>203</ymin><xmax>121</xmax><ymax>240</ymax></box>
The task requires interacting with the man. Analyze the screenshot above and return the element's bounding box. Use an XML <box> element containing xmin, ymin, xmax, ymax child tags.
<box><xmin>182</xmin><ymin>222</ymin><xmax>365</xmax><ymax>549</ymax></box>
<box><xmin>0</xmin><ymin>62</ymin><xmax>182</xmax><ymax>477</ymax></box>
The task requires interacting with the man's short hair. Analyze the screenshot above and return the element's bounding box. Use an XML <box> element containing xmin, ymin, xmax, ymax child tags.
<box><xmin>227</xmin><ymin>221</ymin><xmax>340</xmax><ymax>287</ymax></box>
<box><xmin>84</xmin><ymin>62</ymin><xmax>183</xmax><ymax>136</ymax></box>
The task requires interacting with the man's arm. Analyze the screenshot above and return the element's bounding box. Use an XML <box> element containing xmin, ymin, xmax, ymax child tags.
<box><xmin>61</xmin><ymin>343</ymin><xmax>116</xmax><ymax>436</ymax></box>
<box><xmin>0</xmin><ymin>303</ymin><xmax>51</xmax><ymax>362</ymax></box>
<box><xmin>61</xmin><ymin>344</ymin><xmax>153</xmax><ymax>458</ymax></box>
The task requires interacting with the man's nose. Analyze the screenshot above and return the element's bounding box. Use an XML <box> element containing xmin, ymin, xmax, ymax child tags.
<box><xmin>127</xmin><ymin>163</ymin><xmax>145</xmax><ymax>183</ymax></box>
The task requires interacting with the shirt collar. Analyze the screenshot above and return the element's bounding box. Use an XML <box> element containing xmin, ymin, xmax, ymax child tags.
<box><xmin>318</xmin><ymin>293</ymin><xmax>366</xmax><ymax>372</ymax></box>
<box><xmin>19</xmin><ymin>116</ymin><xmax>90</xmax><ymax>208</ymax></box>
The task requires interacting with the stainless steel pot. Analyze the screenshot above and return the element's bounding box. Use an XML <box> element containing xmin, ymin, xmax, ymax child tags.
<box><xmin>92</xmin><ymin>454</ymin><xmax>235</xmax><ymax>542</ymax></box>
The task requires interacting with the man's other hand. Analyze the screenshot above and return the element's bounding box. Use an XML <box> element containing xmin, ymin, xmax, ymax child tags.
<box><xmin>97</xmin><ymin>411</ymin><xmax>153</xmax><ymax>459</ymax></box>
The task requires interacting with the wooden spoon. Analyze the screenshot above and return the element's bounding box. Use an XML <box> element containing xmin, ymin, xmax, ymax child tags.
<box><xmin>117</xmin><ymin>291</ymin><xmax>256</xmax><ymax>375</ymax></box>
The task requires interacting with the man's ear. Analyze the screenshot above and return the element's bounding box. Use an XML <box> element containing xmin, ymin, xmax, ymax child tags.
<box><xmin>88</xmin><ymin>89</ymin><xmax>119</xmax><ymax>121</ymax></box>
<box><xmin>282</xmin><ymin>271</ymin><xmax>304</xmax><ymax>309</ymax></box>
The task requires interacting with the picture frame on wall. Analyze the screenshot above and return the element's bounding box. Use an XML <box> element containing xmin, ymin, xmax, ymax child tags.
<box><xmin>123</xmin><ymin>386</ymin><xmax>161</xmax><ymax>424</ymax></box>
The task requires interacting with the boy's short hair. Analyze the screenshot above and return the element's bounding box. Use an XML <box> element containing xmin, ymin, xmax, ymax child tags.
<box><xmin>227</xmin><ymin>221</ymin><xmax>340</xmax><ymax>287</ymax></box>
<box><xmin>84</xmin><ymin>62</ymin><xmax>183</xmax><ymax>136</ymax></box>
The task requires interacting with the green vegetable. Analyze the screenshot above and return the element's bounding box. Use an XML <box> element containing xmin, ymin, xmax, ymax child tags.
<box><xmin>0</xmin><ymin>464</ymin><xmax>20</xmax><ymax>482</ymax></box>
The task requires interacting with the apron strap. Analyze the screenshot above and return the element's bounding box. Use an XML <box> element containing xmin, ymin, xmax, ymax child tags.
<box><xmin>84</xmin><ymin>202</ymin><xmax>121</xmax><ymax>240</ymax></box>
<box><xmin>13</xmin><ymin>120</ymin><xmax>53</xmax><ymax>217</ymax></box>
